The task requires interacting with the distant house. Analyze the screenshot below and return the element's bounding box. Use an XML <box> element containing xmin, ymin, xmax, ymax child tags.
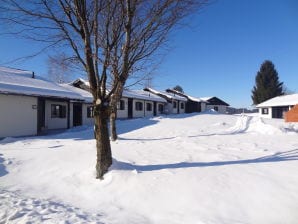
<box><xmin>69</xmin><ymin>79</ymin><xmax>167</xmax><ymax>119</ymax></box>
<box><xmin>0</xmin><ymin>66</ymin><xmax>89</xmax><ymax>138</ymax></box>
<box><xmin>143</xmin><ymin>88</ymin><xmax>187</xmax><ymax>114</ymax></box>
<box><xmin>256</xmin><ymin>94</ymin><xmax>298</xmax><ymax>119</ymax></box>
<box><xmin>201</xmin><ymin>97</ymin><xmax>230</xmax><ymax>113</ymax></box>
<box><xmin>166</xmin><ymin>89</ymin><xmax>208</xmax><ymax>113</ymax></box>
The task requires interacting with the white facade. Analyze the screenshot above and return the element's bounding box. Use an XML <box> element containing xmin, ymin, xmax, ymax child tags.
<box><xmin>206</xmin><ymin>105</ymin><xmax>227</xmax><ymax>114</ymax></box>
<box><xmin>179</xmin><ymin>102</ymin><xmax>185</xmax><ymax>114</ymax></box>
<box><xmin>156</xmin><ymin>102</ymin><xmax>165</xmax><ymax>115</ymax></box>
<box><xmin>117</xmin><ymin>98</ymin><xmax>128</xmax><ymax>119</ymax></box>
<box><xmin>45</xmin><ymin>100</ymin><xmax>68</xmax><ymax>130</ymax></box>
<box><xmin>133</xmin><ymin>99</ymin><xmax>146</xmax><ymax>118</ymax></box>
<box><xmin>258</xmin><ymin>107</ymin><xmax>272</xmax><ymax>119</ymax></box>
<box><xmin>0</xmin><ymin>95</ymin><xmax>37</xmax><ymax>138</ymax></box>
<box><xmin>201</xmin><ymin>102</ymin><xmax>206</xmax><ymax>112</ymax></box>
<box><xmin>82</xmin><ymin>103</ymin><xmax>94</xmax><ymax>126</ymax></box>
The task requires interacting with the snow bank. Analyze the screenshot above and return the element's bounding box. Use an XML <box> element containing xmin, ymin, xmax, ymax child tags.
<box><xmin>1</xmin><ymin>114</ymin><xmax>298</xmax><ymax>223</ymax></box>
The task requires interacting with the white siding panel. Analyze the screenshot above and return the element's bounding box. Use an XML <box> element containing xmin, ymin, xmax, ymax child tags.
<box><xmin>133</xmin><ymin>99</ymin><xmax>145</xmax><ymax>118</ymax></box>
<box><xmin>0</xmin><ymin>94</ymin><xmax>37</xmax><ymax>138</ymax></box>
<box><xmin>82</xmin><ymin>103</ymin><xmax>94</xmax><ymax>126</ymax></box>
<box><xmin>145</xmin><ymin>101</ymin><xmax>154</xmax><ymax>117</ymax></box>
<box><xmin>117</xmin><ymin>98</ymin><xmax>128</xmax><ymax>119</ymax></box>
<box><xmin>45</xmin><ymin>100</ymin><xmax>68</xmax><ymax>130</ymax></box>
<box><xmin>258</xmin><ymin>107</ymin><xmax>272</xmax><ymax>119</ymax></box>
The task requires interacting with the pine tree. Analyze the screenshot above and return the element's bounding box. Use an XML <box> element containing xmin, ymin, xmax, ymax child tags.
<box><xmin>252</xmin><ymin>60</ymin><xmax>284</xmax><ymax>105</ymax></box>
<box><xmin>173</xmin><ymin>85</ymin><xmax>184</xmax><ymax>93</ymax></box>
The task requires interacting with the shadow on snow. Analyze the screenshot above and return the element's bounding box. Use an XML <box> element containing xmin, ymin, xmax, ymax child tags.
<box><xmin>0</xmin><ymin>153</ymin><xmax>8</xmax><ymax>177</ymax></box>
<box><xmin>112</xmin><ymin>149</ymin><xmax>298</xmax><ymax>172</ymax></box>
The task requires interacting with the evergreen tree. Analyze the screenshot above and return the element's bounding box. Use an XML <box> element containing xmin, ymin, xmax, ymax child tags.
<box><xmin>252</xmin><ymin>60</ymin><xmax>284</xmax><ymax>105</ymax></box>
<box><xmin>173</xmin><ymin>85</ymin><xmax>184</xmax><ymax>93</ymax></box>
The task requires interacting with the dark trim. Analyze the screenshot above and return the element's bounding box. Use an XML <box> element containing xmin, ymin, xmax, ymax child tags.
<box><xmin>128</xmin><ymin>98</ymin><xmax>133</xmax><ymax>118</ymax></box>
<box><xmin>0</xmin><ymin>91</ymin><xmax>83</xmax><ymax>102</ymax></box>
<box><xmin>205</xmin><ymin>97</ymin><xmax>229</xmax><ymax>106</ymax></box>
<box><xmin>67</xmin><ymin>101</ymin><xmax>70</xmax><ymax>128</ymax></box>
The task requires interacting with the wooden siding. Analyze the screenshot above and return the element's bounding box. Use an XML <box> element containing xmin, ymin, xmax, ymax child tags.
<box><xmin>285</xmin><ymin>105</ymin><xmax>298</xmax><ymax>122</ymax></box>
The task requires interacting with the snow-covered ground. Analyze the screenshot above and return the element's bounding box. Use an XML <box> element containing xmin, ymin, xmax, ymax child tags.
<box><xmin>0</xmin><ymin>113</ymin><xmax>298</xmax><ymax>224</ymax></box>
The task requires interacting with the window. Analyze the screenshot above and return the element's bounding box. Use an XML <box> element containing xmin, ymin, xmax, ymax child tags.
<box><xmin>173</xmin><ymin>101</ymin><xmax>177</xmax><ymax>108</ymax></box>
<box><xmin>135</xmin><ymin>102</ymin><xmax>143</xmax><ymax>111</ymax></box>
<box><xmin>214</xmin><ymin>106</ymin><xmax>219</xmax><ymax>111</ymax></box>
<box><xmin>51</xmin><ymin>104</ymin><xmax>66</xmax><ymax>118</ymax></box>
<box><xmin>146</xmin><ymin>103</ymin><xmax>152</xmax><ymax>111</ymax></box>
<box><xmin>87</xmin><ymin>106</ymin><xmax>94</xmax><ymax>118</ymax></box>
<box><xmin>117</xmin><ymin>100</ymin><xmax>125</xmax><ymax>110</ymax></box>
<box><xmin>181</xmin><ymin>103</ymin><xmax>184</xmax><ymax>109</ymax></box>
<box><xmin>262</xmin><ymin>108</ymin><xmax>269</xmax><ymax>114</ymax></box>
<box><xmin>158</xmin><ymin>104</ymin><xmax>164</xmax><ymax>113</ymax></box>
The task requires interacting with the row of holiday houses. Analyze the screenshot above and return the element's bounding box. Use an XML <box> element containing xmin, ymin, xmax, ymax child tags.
<box><xmin>0</xmin><ymin>66</ymin><xmax>230</xmax><ymax>138</ymax></box>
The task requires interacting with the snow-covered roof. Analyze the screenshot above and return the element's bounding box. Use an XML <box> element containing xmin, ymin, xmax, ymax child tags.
<box><xmin>166</xmin><ymin>88</ymin><xmax>207</xmax><ymax>103</ymax></box>
<box><xmin>200</xmin><ymin>97</ymin><xmax>213</xmax><ymax>101</ymax></box>
<box><xmin>60</xmin><ymin>84</ymin><xmax>93</xmax><ymax>103</ymax></box>
<box><xmin>0</xmin><ymin>67</ymin><xmax>84</xmax><ymax>100</ymax></box>
<box><xmin>145</xmin><ymin>88</ymin><xmax>187</xmax><ymax>101</ymax></box>
<box><xmin>256</xmin><ymin>94</ymin><xmax>298</xmax><ymax>108</ymax></box>
<box><xmin>122</xmin><ymin>89</ymin><xmax>167</xmax><ymax>103</ymax></box>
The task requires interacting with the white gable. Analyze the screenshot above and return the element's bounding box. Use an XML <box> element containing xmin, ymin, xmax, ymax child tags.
<box><xmin>0</xmin><ymin>67</ymin><xmax>83</xmax><ymax>100</ymax></box>
<box><xmin>256</xmin><ymin>94</ymin><xmax>298</xmax><ymax>108</ymax></box>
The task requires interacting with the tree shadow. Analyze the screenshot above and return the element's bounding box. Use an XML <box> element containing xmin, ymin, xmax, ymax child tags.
<box><xmin>118</xmin><ymin>136</ymin><xmax>177</xmax><ymax>141</ymax></box>
<box><xmin>112</xmin><ymin>149</ymin><xmax>298</xmax><ymax>172</ymax></box>
<box><xmin>0</xmin><ymin>153</ymin><xmax>8</xmax><ymax>177</ymax></box>
<box><xmin>116</xmin><ymin>118</ymin><xmax>159</xmax><ymax>135</ymax></box>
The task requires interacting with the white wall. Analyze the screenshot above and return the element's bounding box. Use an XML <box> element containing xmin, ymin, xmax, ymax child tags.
<box><xmin>179</xmin><ymin>101</ymin><xmax>185</xmax><ymax>114</ymax></box>
<box><xmin>133</xmin><ymin>99</ymin><xmax>145</xmax><ymax>118</ymax></box>
<box><xmin>201</xmin><ymin>102</ymin><xmax>206</xmax><ymax>112</ymax></box>
<box><xmin>0</xmin><ymin>94</ymin><xmax>37</xmax><ymax>138</ymax></box>
<box><xmin>117</xmin><ymin>98</ymin><xmax>128</xmax><ymax>119</ymax></box>
<box><xmin>69</xmin><ymin>103</ymin><xmax>73</xmax><ymax>128</ymax></box>
<box><xmin>172</xmin><ymin>100</ymin><xmax>178</xmax><ymax>114</ymax></box>
<box><xmin>206</xmin><ymin>105</ymin><xmax>227</xmax><ymax>114</ymax></box>
<box><xmin>82</xmin><ymin>103</ymin><xmax>94</xmax><ymax>126</ymax></box>
<box><xmin>157</xmin><ymin>102</ymin><xmax>165</xmax><ymax>115</ymax></box>
<box><xmin>258</xmin><ymin>107</ymin><xmax>272</xmax><ymax>119</ymax></box>
<box><xmin>45</xmin><ymin>100</ymin><xmax>68</xmax><ymax>130</ymax></box>
<box><xmin>144</xmin><ymin>101</ymin><xmax>153</xmax><ymax>117</ymax></box>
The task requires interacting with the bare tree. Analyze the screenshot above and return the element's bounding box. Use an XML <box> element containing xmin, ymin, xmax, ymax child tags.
<box><xmin>47</xmin><ymin>53</ymin><xmax>74</xmax><ymax>83</ymax></box>
<box><xmin>0</xmin><ymin>0</ymin><xmax>208</xmax><ymax>179</ymax></box>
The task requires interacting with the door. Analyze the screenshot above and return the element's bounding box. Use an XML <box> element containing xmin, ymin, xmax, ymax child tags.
<box><xmin>37</xmin><ymin>98</ymin><xmax>45</xmax><ymax>134</ymax></box>
<box><xmin>153</xmin><ymin>102</ymin><xmax>157</xmax><ymax>116</ymax></box>
<box><xmin>128</xmin><ymin>98</ymin><xmax>133</xmax><ymax>118</ymax></box>
<box><xmin>73</xmin><ymin>103</ymin><xmax>82</xmax><ymax>126</ymax></box>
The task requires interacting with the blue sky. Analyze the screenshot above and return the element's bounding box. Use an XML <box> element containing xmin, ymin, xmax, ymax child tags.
<box><xmin>0</xmin><ymin>0</ymin><xmax>297</xmax><ymax>108</ymax></box>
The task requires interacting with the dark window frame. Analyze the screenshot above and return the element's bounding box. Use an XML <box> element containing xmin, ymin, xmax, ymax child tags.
<box><xmin>135</xmin><ymin>102</ymin><xmax>143</xmax><ymax>111</ymax></box>
<box><xmin>173</xmin><ymin>101</ymin><xmax>177</xmax><ymax>109</ymax></box>
<box><xmin>262</xmin><ymin>108</ymin><xmax>269</xmax><ymax>114</ymax></box>
<box><xmin>87</xmin><ymin>106</ymin><xmax>94</xmax><ymax>118</ymax></box>
<box><xmin>51</xmin><ymin>104</ymin><xmax>66</xmax><ymax>118</ymax></box>
<box><xmin>181</xmin><ymin>102</ymin><xmax>184</xmax><ymax>109</ymax></box>
<box><xmin>158</xmin><ymin>104</ymin><xmax>164</xmax><ymax>113</ymax></box>
<box><xmin>146</xmin><ymin>102</ymin><xmax>152</xmax><ymax>111</ymax></box>
<box><xmin>118</xmin><ymin>100</ymin><xmax>125</xmax><ymax>110</ymax></box>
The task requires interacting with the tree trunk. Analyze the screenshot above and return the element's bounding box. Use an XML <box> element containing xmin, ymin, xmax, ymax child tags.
<box><xmin>110</xmin><ymin>104</ymin><xmax>117</xmax><ymax>141</ymax></box>
<box><xmin>94</xmin><ymin>105</ymin><xmax>112</xmax><ymax>179</ymax></box>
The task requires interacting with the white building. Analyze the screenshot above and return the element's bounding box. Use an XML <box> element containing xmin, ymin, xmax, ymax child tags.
<box><xmin>256</xmin><ymin>94</ymin><xmax>298</xmax><ymax>119</ymax></box>
<box><xmin>0</xmin><ymin>66</ymin><xmax>88</xmax><ymax>138</ymax></box>
<box><xmin>143</xmin><ymin>88</ymin><xmax>187</xmax><ymax>114</ymax></box>
<box><xmin>201</xmin><ymin>97</ymin><xmax>230</xmax><ymax>114</ymax></box>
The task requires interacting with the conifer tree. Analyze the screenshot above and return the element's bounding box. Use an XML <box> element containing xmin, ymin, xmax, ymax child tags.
<box><xmin>252</xmin><ymin>60</ymin><xmax>284</xmax><ymax>105</ymax></box>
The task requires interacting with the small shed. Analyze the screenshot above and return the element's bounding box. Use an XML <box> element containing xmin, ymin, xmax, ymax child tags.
<box><xmin>285</xmin><ymin>105</ymin><xmax>298</xmax><ymax>122</ymax></box>
<box><xmin>256</xmin><ymin>94</ymin><xmax>298</xmax><ymax>119</ymax></box>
